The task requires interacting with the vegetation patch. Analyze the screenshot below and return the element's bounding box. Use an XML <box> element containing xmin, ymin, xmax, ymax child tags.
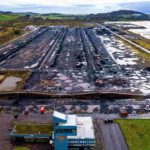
<box><xmin>0</xmin><ymin>75</ymin><xmax>5</xmax><ymax>83</ymax></box>
<box><xmin>132</xmin><ymin>40</ymin><xmax>150</xmax><ymax>51</ymax></box>
<box><xmin>116</xmin><ymin>119</ymin><xmax>150</xmax><ymax>150</ymax></box>
<box><xmin>13</xmin><ymin>124</ymin><xmax>53</xmax><ymax>135</ymax></box>
<box><xmin>13</xmin><ymin>146</ymin><xmax>29</xmax><ymax>150</ymax></box>
<box><xmin>0</xmin><ymin>27</ymin><xmax>23</xmax><ymax>45</ymax></box>
<box><xmin>117</xmin><ymin>38</ymin><xmax>150</xmax><ymax>64</ymax></box>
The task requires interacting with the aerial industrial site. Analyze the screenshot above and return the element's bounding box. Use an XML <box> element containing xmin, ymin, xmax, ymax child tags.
<box><xmin>0</xmin><ymin>25</ymin><xmax>150</xmax><ymax>94</ymax></box>
<box><xmin>0</xmin><ymin>5</ymin><xmax>150</xmax><ymax>150</ymax></box>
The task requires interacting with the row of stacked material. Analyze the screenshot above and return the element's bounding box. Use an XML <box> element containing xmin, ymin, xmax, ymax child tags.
<box><xmin>0</xmin><ymin>27</ymin><xmax>48</xmax><ymax>62</ymax></box>
<box><xmin>49</xmin><ymin>28</ymin><xmax>87</xmax><ymax>70</ymax></box>
<box><xmin>86</xmin><ymin>28</ymin><xmax>119</xmax><ymax>74</ymax></box>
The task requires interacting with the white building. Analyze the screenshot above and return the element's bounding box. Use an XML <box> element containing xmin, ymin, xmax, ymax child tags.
<box><xmin>53</xmin><ymin>111</ymin><xmax>95</xmax><ymax>150</ymax></box>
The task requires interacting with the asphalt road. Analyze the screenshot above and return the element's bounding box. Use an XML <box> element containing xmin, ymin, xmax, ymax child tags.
<box><xmin>95</xmin><ymin>119</ymin><xmax>128</xmax><ymax>150</ymax></box>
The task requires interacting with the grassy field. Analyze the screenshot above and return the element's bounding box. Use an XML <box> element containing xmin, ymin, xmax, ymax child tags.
<box><xmin>0</xmin><ymin>14</ymin><xmax>19</xmax><ymax>21</ymax></box>
<box><xmin>133</xmin><ymin>40</ymin><xmax>150</xmax><ymax>51</ymax></box>
<box><xmin>116</xmin><ymin>119</ymin><xmax>150</xmax><ymax>150</ymax></box>
<box><xmin>13</xmin><ymin>147</ymin><xmax>29</xmax><ymax>150</ymax></box>
<box><xmin>13</xmin><ymin>124</ymin><xmax>53</xmax><ymax>135</ymax></box>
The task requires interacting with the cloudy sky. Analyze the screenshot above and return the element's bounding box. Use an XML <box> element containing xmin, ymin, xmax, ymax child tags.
<box><xmin>0</xmin><ymin>0</ymin><xmax>150</xmax><ymax>14</ymax></box>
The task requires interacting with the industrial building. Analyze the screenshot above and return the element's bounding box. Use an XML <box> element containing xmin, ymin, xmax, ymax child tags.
<box><xmin>53</xmin><ymin>111</ymin><xmax>95</xmax><ymax>150</ymax></box>
<box><xmin>10</xmin><ymin>111</ymin><xmax>95</xmax><ymax>150</ymax></box>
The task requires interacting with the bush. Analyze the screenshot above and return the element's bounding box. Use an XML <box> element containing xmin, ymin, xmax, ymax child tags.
<box><xmin>13</xmin><ymin>29</ymin><xmax>21</xmax><ymax>35</ymax></box>
<box><xmin>13</xmin><ymin>146</ymin><xmax>29</xmax><ymax>150</ymax></box>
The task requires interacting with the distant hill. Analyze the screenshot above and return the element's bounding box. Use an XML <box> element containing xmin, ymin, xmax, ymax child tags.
<box><xmin>86</xmin><ymin>10</ymin><xmax>150</xmax><ymax>21</ymax></box>
<box><xmin>0</xmin><ymin>10</ymin><xmax>150</xmax><ymax>21</ymax></box>
<box><xmin>38</xmin><ymin>10</ymin><xmax>150</xmax><ymax>20</ymax></box>
<box><xmin>0</xmin><ymin>11</ymin><xmax>13</xmax><ymax>14</ymax></box>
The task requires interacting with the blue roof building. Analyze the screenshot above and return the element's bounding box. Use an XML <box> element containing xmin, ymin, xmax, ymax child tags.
<box><xmin>53</xmin><ymin>111</ymin><xmax>95</xmax><ymax>150</ymax></box>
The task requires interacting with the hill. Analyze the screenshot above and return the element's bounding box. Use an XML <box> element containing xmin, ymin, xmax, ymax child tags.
<box><xmin>86</xmin><ymin>10</ymin><xmax>150</xmax><ymax>21</ymax></box>
<box><xmin>0</xmin><ymin>10</ymin><xmax>150</xmax><ymax>21</ymax></box>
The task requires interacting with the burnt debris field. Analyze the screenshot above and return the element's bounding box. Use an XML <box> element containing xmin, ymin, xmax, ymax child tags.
<box><xmin>0</xmin><ymin>22</ymin><xmax>150</xmax><ymax>150</ymax></box>
<box><xmin>0</xmin><ymin>26</ymin><xmax>150</xmax><ymax>95</ymax></box>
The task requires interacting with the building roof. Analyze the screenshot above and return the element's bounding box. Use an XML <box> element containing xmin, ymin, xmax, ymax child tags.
<box><xmin>59</xmin><ymin>115</ymin><xmax>77</xmax><ymax>127</ymax></box>
<box><xmin>53</xmin><ymin>111</ymin><xmax>66</xmax><ymax>121</ymax></box>
<box><xmin>53</xmin><ymin>111</ymin><xmax>95</xmax><ymax>139</ymax></box>
<box><xmin>68</xmin><ymin>116</ymin><xmax>95</xmax><ymax>139</ymax></box>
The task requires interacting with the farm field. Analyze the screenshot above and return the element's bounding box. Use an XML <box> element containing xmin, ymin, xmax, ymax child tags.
<box><xmin>0</xmin><ymin>14</ymin><xmax>19</xmax><ymax>21</ymax></box>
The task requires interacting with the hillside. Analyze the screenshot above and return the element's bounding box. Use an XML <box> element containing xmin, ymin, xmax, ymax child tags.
<box><xmin>0</xmin><ymin>10</ymin><xmax>150</xmax><ymax>22</ymax></box>
<box><xmin>0</xmin><ymin>14</ymin><xmax>19</xmax><ymax>21</ymax></box>
<box><xmin>86</xmin><ymin>10</ymin><xmax>150</xmax><ymax>21</ymax></box>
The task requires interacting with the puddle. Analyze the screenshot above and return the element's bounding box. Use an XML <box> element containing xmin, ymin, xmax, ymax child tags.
<box><xmin>0</xmin><ymin>76</ymin><xmax>22</xmax><ymax>91</ymax></box>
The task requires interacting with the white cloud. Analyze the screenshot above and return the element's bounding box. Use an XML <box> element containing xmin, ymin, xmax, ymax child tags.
<box><xmin>0</xmin><ymin>0</ymin><xmax>149</xmax><ymax>14</ymax></box>
<box><xmin>71</xmin><ymin>0</ymin><xmax>149</xmax><ymax>5</ymax></box>
<box><xmin>1</xmin><ymin>0</ymin><xmax>149</xmax><ymax>7</ymax></box>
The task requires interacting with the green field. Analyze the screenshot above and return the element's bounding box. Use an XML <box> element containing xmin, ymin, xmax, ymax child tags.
<box><xmin>133</xmin><ymin>40</ymin><xmax>150</xmax><ymax>51</ymax></box>
<box><xmin>116</xmin><ymin>119</ymin><xmax>150</xmax><ymax>150</ymax></box>
<box><xmin>34</xmin><ymin>14</ymin><xmax>75</xmax><ymax>20</ymax></box>
<box><xmin>0</xmin><ymin>14</ymin><xmax>19</xmax><ymax>21</ymax></box>
<box><xmin>13</xmin><ymin>147</ymin><xmax>29</xmax><ymax>150</ymax></box>
<box><xmin>13</xmin><ymin>124</ymin><xmax>53</xmax><ymax>135</ymax></box>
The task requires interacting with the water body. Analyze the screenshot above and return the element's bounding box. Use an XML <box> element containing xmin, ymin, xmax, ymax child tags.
<box><xmin>0</xmin><ymin>76</ymin><xmax>22</xmax><ymax>91</ymax></box>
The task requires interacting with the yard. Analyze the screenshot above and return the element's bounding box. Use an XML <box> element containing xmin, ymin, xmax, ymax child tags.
<box><xmin>116</xmin><ymin>119</ymin><xmax>150</xmax><ymax>150</ymax></box>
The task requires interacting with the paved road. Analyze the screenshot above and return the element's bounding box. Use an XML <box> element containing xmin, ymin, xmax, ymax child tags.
<box><xmin>92</xmin><ymin>113</ymin><xmax>150</xmax><ymax>119</ymax></box>
<box><xmin>95</xmin><ymin>119</ymin><xmax>128</xmax><ymax>150</ymax></box>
